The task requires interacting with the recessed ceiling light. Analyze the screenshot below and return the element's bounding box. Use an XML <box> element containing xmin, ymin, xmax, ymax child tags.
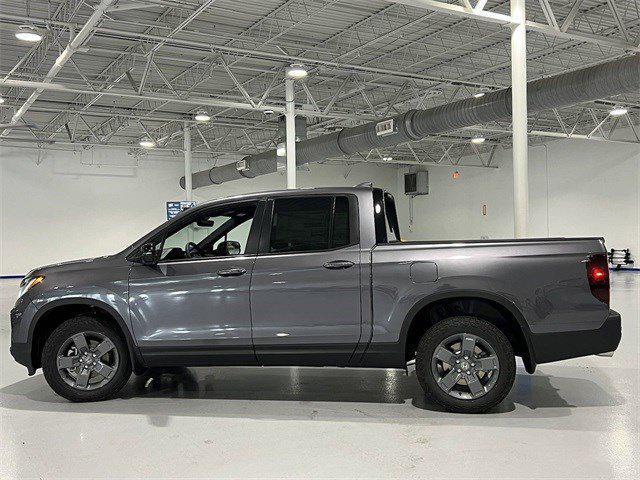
<box><xmin>473</xmin><ymin>92</ymin><xmax>486</xmax><ymax>98</ymax></box>
<box><xmin>609</xmin><ymin>106</ymin><xmax>628</xmax><ymax>117</ymax></box>
<box><xmin>15</xmin><ymin>25</ymin><xmax>42</xmax><ymax>43</ymax></box>
<box><xmin>194</xmin><ymin>110</ymin><xmax>211</xmax><ymax>122</ymax></box>
<box><xmin>471</xmin><ymin>136</ymin><xmax>486</xmax><ymax>144</ymax></box>
<box><xmin>285</xmin><ymin>63</ymin><xmax>308</xmax><ymax>80</ymax></box>
<box><xmin>139</xmin><ymin>137</ymin><xmax>156</xmax><ymax>149</ymax></box>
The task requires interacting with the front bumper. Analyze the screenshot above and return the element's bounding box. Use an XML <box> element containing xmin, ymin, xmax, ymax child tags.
<box><xmin>529</xmin><ymin>309</ymin><xmax>622</xmax><ymax>365</ymax></box>
<box><xmin>10</xmin><ymin>295</ymin><xmax>38</xmax><ymax>375</ymax></box>
<box><xmin>10</xmin><ymin>342</ymin><xmax>35</xmax><ymax>375</ymax></box>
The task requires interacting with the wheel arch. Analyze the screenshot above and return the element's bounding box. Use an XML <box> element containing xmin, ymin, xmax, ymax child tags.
<box><xmin>29</xmin><ymin>298</ymin><xmax>146</xmax><ymax>374</ymax></box>
<box><xmin>401</xmin><ymin>290</ymin><xmax>536</xmax><ymax>373</ymax></box>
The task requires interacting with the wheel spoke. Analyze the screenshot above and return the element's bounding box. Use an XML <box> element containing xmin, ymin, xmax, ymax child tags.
<box><xmin>72</xmin><ymin>333</ymin><xmax>89</xmax><ymax>352</ymax></box>
<box><xmin>439</xmin><ymin>369</ymin><xmax>462</xmax><ymax>392</ymax></box>
<box><xmin>434</xmin><ymin>346</ymin><xmax>457</xmax><ymax>365</ymax></box>
<box><xmin>57</xmin><ymin>355</ymin><xmax>80</xmax><ymax>369</ymax></box>
<box><xmin>466</xmin><ymin>372</ymin><xmax>484</xmax><ymax>397</ymax></box>
<box><xmin>461</xmin><ymin>334</ymin><xmax>477</xmax><ymax>356</ymax></box>
<box><xmin>475</xmin><ymin>355</ymin><xmax>499</xmax><ymax>371</ymax></box>
<box><xmin>93</xmin><ymin>361</ymin><xmax>115</xmax><ymax>379</ymax></box>
<box><xmin>93</xmin><ymin>339</ymin><xmax>115</xmax><ymax>357</ymax></box>
<box><xmin>75</xmin><ymin>368</ymin><xmax>91</xmax><ymax>388</ymax></box>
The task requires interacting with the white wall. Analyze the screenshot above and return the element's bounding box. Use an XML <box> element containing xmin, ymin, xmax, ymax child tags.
<box><xmin>2</xmin><ymin>137</ymin><xmax>638</xmax><ymax>275</ymax></box>
<box><xmin>0</xmin><ymin>146</ymin><xmax>398</xmax><ymax>275</ymax></box>
<box><xmin>396</xmin><ymin>138</ymin><xmax>640</xmax><ymax>259</ymax></box>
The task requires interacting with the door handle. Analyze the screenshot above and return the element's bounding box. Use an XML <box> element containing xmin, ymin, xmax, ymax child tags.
<box><xmin>217</xmin><ymin>267</ymin><xmax>247</xmax><ymax>277</ymax></box>
<box><xmin>323</xmin><ymin>260</ymin><xmax>355</xmax><ymax>270</ymax></box>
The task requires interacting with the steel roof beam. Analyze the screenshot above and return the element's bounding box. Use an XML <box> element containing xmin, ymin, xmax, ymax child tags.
<box><xmin>385</xmin><ymin>0</ymin><xmax>640</xmax><ymax>52</ymax></box>
<box><xmin>1</xmin><ymin>0</ymin><xmax>117</xmax><ymax>137</ymax></box>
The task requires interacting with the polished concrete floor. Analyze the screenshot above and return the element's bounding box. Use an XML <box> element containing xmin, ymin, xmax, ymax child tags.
<box><xmin>1</xmin><ymin>274</ymin><xmax>638</xmax><ymax>479</ymax></box>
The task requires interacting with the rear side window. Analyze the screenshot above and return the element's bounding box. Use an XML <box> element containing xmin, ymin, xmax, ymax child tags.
<box><xmin>269</xmin><ymin>196</ymin><xmax>352</xmax><ymax>253</ymax></box>
<box><xmin>331</xmin><ymin>196</ymin><xmax>350</xmax><ymax>248</ymax></box>
<box><xmin>373</xmin><ymin>188</ymin><xmax>401</xmax><ymax>243</ymax></box>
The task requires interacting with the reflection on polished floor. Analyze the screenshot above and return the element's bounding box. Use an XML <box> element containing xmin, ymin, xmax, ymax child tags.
<box><xmin>1</xmin><ymin>274</ymin><xmax>638</xmax><ymax>479</ymax></box>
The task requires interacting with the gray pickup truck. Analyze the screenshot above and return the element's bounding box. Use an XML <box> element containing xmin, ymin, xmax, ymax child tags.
<box><xmin>10</xmin><ymin>186</ymin><xmax>621</xmax><ymax>412</ymax></box>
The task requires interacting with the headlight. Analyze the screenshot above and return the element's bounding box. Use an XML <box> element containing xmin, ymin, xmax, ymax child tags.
<box><xmin>18</xmin><ymin>275</ymin><xmax>45</xmax><ymax>298</ymax></box>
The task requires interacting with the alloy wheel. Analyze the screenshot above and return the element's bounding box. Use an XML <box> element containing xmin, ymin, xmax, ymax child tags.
<box><xmin>430</xmin><ymin>332</ymin><xmax>500</xmax><ymax>400</ymax></box>
<box><xmin>56</xmin><ymin>331</ymin><xmax>119</xmax><ymax>390</ymax></box>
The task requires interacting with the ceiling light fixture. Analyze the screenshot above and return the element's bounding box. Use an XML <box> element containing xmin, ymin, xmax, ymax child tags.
<box><xmin>471</xmin><ymin>136</ymin><xmax>486</xmax><ymax>144</ymax></box>
<box><xmin>382</xmin><ymin>156</ymin><xmax>393</xmax><ymax>161</ymax></box>
<box><xmin>473</xmin><ymin>92</ymin><xmax>486</xmax><ymax>98</ymax></box>
<box><xmin>263</xmin><ymin>109</ymin><xmax>275</xmax><ymax>115</ymax></box>
<box><xmin>194</xmin><ymin>110</ymin><xmax>211</xmax><ymax>122</ymax></box>
<box><xmin>609</xmin><ymin>106</ymin><xmax>628</xmax><ymax>117</ymax></box>
<box><xmin>276</xmin><ymin>142</ymin><xmax>286</xmax><ymax>157</ymax></box>
<box><xmin>285</xmin><ymin>63</ymin><xmax>308</xmax><ymax>80</ymax></box>
<box><xmin>15</xmin><ymin>25</ymin><xmax>42</xmax><ymax>43</ymax></box>
<box><xmin>0</xmin><ymin>96</ymin><xmax>5</xmax><ymax>104</ymax></box>
<box><xmin>139</xmin><ymin>137</ymin><xmax>156</xmax><ymax>149</ymax></box>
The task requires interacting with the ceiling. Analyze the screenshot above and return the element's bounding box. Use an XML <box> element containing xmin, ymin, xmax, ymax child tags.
<box><xmin>0</xmin><ymin>0</ymin><xmax>638</xmax><ymax>169</ymax></box>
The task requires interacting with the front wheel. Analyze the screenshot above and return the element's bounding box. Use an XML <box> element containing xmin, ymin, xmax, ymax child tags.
<box><xmin>42</xmin><ymin>316</ymin><xmax>131</xmax><ymax>402</ymax></box>
<box><xmin>415</xmin><ymin>316</ymin><xmax>516</xmax><ymax>413</ymax></box>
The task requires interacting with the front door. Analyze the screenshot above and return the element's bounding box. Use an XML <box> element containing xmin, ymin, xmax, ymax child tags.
<box><xmin>250</xmin><ymin>195</ymin><xmax>362</xmax><ymax>366</ymax></box>
<box><xmin>129</xmin><ymin>201</ymin><xmax>262</xmax><ymax>366</ymax></box>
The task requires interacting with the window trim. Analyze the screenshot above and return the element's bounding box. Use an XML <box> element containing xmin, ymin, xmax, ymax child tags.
<box><xmin>257</xmin><ymin>194</ymin><xmax>359</xmax><ymax>256</ymax></box>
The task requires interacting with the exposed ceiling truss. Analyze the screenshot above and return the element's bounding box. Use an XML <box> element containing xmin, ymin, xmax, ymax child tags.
<box><xmin>0</xmin><ymin>0</ymin><xmax>638</xmax><ymax>170</ymax></box>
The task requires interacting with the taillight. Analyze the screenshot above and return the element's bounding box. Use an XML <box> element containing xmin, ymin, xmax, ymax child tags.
<box><xmin>586</xmin><ymin>253</ymin><xmax>610</xmax><ymax>306</ymax></box>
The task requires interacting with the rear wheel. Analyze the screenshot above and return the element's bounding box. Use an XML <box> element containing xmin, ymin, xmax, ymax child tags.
<box><xmin>415</xmin><ymin>316</ymin><xmax>516</xmax><ymax>413</ymax></box>
<box><xmin>42</xmin><ymin>316</ymin><xmax>131</xmax><ymax>402</ymax></box>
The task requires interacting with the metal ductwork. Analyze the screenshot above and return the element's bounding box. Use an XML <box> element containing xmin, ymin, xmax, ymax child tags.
<box><xmin>181</xmin><ymin>55</ymin><xmax>639</xmax><ymax>189</ymax></box>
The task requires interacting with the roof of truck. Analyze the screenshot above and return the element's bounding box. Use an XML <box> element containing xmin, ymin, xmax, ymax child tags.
<box><xmin>196</xmin><ymin>185</ymin><xmax>376</xmax><ymax>206</ymax></box>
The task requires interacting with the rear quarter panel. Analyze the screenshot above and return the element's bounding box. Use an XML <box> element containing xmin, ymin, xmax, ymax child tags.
<box><xmin>370</xmin><ymin>238</ymin><xmax>610</xmax><ymax>346</ymax></box>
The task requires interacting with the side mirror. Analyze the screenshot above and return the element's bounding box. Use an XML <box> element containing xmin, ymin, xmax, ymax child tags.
<box><xmin>140</xmin><ymin>242</ymin><xmax>157</xmax><ymax>265</ymax></box>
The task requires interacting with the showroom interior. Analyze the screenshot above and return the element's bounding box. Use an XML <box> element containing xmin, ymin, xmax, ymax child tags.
<box><xmin>0</xmin><ymin>0</ymin><xmax>638</xmax><ymax>478</ymax></box>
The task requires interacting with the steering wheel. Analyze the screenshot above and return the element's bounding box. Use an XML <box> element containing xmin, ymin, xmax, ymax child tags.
<box><xmin>185</xmin><ymin>241</ymin><xmax>203</xmax><ymax>258</ymax></box>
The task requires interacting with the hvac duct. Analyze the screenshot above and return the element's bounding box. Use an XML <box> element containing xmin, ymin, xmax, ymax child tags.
<box><xmin>181</xmin><ymin>54</ymin><xmax>639</xmax><ymax>189</ymax></box>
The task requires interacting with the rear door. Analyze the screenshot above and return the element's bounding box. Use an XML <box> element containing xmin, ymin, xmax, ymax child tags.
<box><xmin>250</xmin><ymin>194</ymin><xmax>362</xmax><ymax>366</ymax></box>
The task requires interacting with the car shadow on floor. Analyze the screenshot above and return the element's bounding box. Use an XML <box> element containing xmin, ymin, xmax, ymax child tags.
<box><xmin>0</xmin><ymin>365</ymin><xmax>623</xmax><ymax>426</ymax></box>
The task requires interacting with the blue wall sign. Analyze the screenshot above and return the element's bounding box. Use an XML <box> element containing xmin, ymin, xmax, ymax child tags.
<box><xmin>166</xmin><ymin>201</ymin><xmax>196</xmax><ymax>220</ymax></box>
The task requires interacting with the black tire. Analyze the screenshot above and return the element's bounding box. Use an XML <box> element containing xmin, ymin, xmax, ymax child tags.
<box><xmin>415</xmin><ymin>316</ymin><xmax>516</xmax><ymax>413</ymax></box>
<box><xmin>42</xmin><ymin>315</ymin><xmax>131</xmax><ymax>402</ymax></box>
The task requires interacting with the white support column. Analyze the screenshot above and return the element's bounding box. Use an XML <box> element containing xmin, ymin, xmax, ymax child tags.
<box><xmin>183</xmin><ymin>122</ymin><xmax>193</xmax><ymax>201</ymax></box>
<box><xmin>510</xmin><ymin>0</ymin><xmax>529</xmax><ymax>238</ymax></box>
<box><xmin>285</xmin><ymin>78</ymin><xmax>297</xmax><ymax>189</ymax></box>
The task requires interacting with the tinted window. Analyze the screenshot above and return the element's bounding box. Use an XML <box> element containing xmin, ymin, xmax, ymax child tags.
<box><xmin>384</xmin><ymin>192</ymin><xmax>401</xmax><ymax>242</ymax></box>
<box><xmin>373</xmin><ymin>188</ymin><xmax>400</xmax><ymax>243</ymax></box>
<box><xmin>331</xmin><ymin>196</ymin><xmax>350</xmax><ymax>248</ymax></box>
<box><xmin>269</xmin><ymin>196</ymin><xmax>351</xmax><ymax>253</ymax></box>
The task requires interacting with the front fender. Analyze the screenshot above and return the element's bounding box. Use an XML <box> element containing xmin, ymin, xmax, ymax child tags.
<box><xmin>28</xmin><ymin>290</ymin><xmax>145</xmax><ymax>373</ymax></box>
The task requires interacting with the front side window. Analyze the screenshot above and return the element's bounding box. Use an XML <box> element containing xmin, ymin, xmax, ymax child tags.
<box><xmin>158</xmin><ymin>203</ymin><xmax>256</xmax><ymax>261</ymax></box>
<box><xmin>268</xmin><ymin>196</ymin><xmax>352</xmax><ymax>253</ymax></box>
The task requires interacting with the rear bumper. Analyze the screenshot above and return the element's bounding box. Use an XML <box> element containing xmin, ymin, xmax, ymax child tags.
<box><xmin>530</xmin><ymin>309</ymin><xmax>622</xmax><ymax>365</ymax></box>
